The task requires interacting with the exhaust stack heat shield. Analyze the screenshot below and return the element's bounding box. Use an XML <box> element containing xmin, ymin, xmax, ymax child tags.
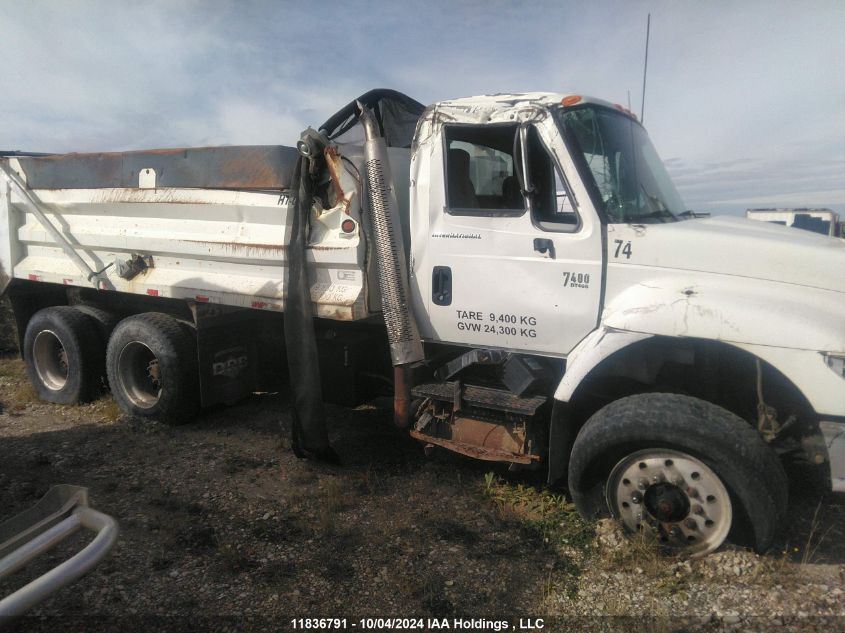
<box><xmin>359</xmin><ymin>105</ymin><xmax>424</xmax><ymax>366</ymax></box>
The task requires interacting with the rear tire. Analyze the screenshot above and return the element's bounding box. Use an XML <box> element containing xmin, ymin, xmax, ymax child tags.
<box><xmin>73</xmin><ymin>304</ymin><xmax>118</xmax><ymax>388</ymax></box>
<box><xmin>568</xmin><ymin>393</ymin><xmax>787</xmax><ymax>555</ymax></box>
<box><xmin>23</xmin><ymin>306</ymin><xmax>102</xmax><ymax>404</ymax></box>
<box><xmin>106</xmin><ymin>312</ymin><xmax>199</xmax><ymax>425</ymax></box>
<box><xmin>73</xmin><ymin>304</ymin><xmax>119</xmax><ymax>346</ymax></box>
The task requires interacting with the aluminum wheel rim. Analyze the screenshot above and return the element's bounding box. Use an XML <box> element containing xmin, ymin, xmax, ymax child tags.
<box><xmin>117</xmin><ymin>341</ymin><xmax>161</xmax><ymax>409</ymax></box>
<box><xmin>606</xmin><ymin>448</ymin><xmax>732</xmax><ymax>557</ymax></box>
<box><xmin>32</xmin><ymin>330</ymin><xmax>69</xmax><ymax>391</ymax></box>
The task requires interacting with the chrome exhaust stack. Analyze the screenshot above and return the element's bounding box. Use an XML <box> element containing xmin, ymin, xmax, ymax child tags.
<box><xmin>359</xmin><ymin>104</ymin><xmax>424</xmax><ymax>427</ymax></box>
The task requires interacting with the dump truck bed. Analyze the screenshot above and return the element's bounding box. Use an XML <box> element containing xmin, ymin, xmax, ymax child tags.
<box><xmin>0</xmin><ymin>145</ymin><xmax>377</xmax><ymax>320</ymax></box>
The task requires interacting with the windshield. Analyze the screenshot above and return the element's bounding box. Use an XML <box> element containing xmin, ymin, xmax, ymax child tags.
<box><xmin>554</xmin><ymin>105</ymin><xmax>685</xmax><ymax>224</ymax></box>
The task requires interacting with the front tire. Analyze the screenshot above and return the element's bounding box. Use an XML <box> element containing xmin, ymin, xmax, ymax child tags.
<box><xmin>106</xmin><ymin>312</ymin><xmax>199</xmax><ymax>425</ymax></box>
<box><xmin>568</xmin><ymin>393</ymin><xmax>787</xmax><ymax>555</ymax></box>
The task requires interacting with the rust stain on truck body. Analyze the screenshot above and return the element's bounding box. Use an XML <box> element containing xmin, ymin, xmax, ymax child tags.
<box><xmin>17</xmin><ymin>146</ymin><xmax>299</xmax><ymax>191</ymax></box>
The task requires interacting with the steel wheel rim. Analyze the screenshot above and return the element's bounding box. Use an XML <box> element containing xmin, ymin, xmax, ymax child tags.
<box><xmin>32</xmin><ymin>330</ymin><xmax>69</xmax><ymax>391</ymax></box>
<box><xmin>606</xmin><ymin>448</ymin><xmax>732</xmax><ymax>557</ymax></box>
<box><xmin>117</xmin><ymin>341</ymin><xmax>161</xmax><ymax>409</ymax></box>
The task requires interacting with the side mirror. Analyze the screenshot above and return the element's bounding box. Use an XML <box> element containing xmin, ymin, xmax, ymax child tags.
<box><xmin>513</xmin><ymin>123</ymin><xmax>534</xmax><ymax>209</ymax></box>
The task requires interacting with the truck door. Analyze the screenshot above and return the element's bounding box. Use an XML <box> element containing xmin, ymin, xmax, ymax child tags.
<box><xmin>415</xmin><ymin>119</ymin><xmax>604</xmax><ymax>357</ymax></box>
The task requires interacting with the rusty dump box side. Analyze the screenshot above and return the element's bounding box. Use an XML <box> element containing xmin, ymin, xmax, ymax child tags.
<box><xmin>14</xmin><ymin>145</ymin><xmax>300</xmax><ymax>191</ymax></box>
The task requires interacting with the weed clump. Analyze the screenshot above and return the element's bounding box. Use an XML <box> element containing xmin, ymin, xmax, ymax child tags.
<box><xmin>481</xmin><ymin>472</ymin><xmax>594</xmax><ymax>550</ymax></box>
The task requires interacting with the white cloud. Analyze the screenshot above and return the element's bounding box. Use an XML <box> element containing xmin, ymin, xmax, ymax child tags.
<box><xmin>0</xmin><ymin>0</ymin><xmax>842</xmax><ymax>215</ymax></box>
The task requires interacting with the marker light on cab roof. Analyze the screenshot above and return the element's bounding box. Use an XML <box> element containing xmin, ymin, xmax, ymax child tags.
<box><xmin>561</xmin><ymin>95</ymin><xmax>582</xmax><ymax>106</ymax></box>
<box><xmin>613</xmin><ymin>103</ymin><xmax>639</xmax><ymax>121</ymax></box>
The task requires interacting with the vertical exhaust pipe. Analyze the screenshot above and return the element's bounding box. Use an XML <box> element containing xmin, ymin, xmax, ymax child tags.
<box><xmin>359</xmin><ymin>104</ymin><xmax>424</xmax><ymax>428</ymax></box>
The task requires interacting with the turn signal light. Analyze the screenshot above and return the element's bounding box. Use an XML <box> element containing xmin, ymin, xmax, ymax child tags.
<box><xmin>341</xmin><ymin>219</ymin><xmax>356</xmax><ymax>233</ymax></box>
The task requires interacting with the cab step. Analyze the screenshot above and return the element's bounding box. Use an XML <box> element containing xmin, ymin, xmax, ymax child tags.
<box><xmin>411</xmin><ymin>381</ymin><xmax>546</xmax><ymax>415</ymax></box>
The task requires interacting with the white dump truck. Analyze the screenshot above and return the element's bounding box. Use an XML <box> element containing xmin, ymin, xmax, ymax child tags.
<box><xmin>2</xmin><ymin>90</ymin><xmax>843</xmax><ymax>556</ymax></box>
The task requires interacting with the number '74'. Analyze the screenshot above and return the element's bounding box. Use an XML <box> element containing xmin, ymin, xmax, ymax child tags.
<box><xmin>613</xmin><ymin>239</ymin><xmax>633</xmax><ymax>259</ymax></box>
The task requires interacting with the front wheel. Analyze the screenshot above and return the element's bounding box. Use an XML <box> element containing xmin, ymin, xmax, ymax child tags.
<box><xmin>568</xmin><ymin>393</ymin><xmax>787</xmax><ymax>556</ymax></box>
<box><xmin>605</xmin><ymin>448</ymin><xmax>733</xmax><ymax>556</ymax></box>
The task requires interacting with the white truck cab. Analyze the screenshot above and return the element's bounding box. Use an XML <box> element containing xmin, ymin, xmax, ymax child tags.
<box><xmin>2</xmin><ymin>90</ymin><xmax>843</xmax><ymax>557</ymax></box>
<box><xmin>407</xmin><ymin>93</ymin><xmax>844</xmax><ymax>554</ymax></box>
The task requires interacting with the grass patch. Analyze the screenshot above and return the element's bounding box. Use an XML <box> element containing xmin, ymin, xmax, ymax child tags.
<box><xmin>98</xmin><ymin>397</ymin><xmax>124</xmax><ymax>422</ymax></box>
<box><xmin>0</xmin><ymin>358</ymin><xmax>24</xmax><ymax>379</ymax></box>
<box><xmin>9</xmin><ymin>382</ymin><xmax>38</xmax><ymax>410</ymax></box>
<box><xmin>598</xmin><ymin>523</ymin><xmax>665</xmax><ymax>575</ymax></box>
<box><xmin>481</xmin><ymin>472</ymin><xmax>594</xmax><ymax>550</ymax></box>
<box><xmin>481</xmin><ymin>473</ymin><xmax>596</xmax><ymax>602</ymax></box>
<box><xmin>353</xmin><ymin>464</ymin><xmax>387</xmax><ymax>495</ymax></box>
<box><xmin>401</xmin><ymin>569</ymin><xmax>453</xmax><ymax>617</ymax></box>
<box><xmin>800</xmin><ymin>501</ymin><xmax>832</xmax><ymax>565</ymax></box>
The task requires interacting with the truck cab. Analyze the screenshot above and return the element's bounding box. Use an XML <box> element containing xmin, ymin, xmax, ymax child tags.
<box><xmin>403</xmin><ymin>93</ymin><xmax>845</xmax><ymax>556</ymax></box>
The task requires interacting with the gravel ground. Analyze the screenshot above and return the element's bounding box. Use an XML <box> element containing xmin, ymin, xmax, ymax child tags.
<box><xmin>0</xmin><ymin>317</ymin><xmax>843</xmax><ymax>631</ymax></box>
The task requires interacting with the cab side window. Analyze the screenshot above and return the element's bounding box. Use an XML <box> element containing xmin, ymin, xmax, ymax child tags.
<box><xmin>444</xmin><ymin>125</ymin><xmax>524</xmax><ymax>215</ymax></box>
<box><xmin>443</xmin><ymin>124</ymin><xmax>578</xmax><ymax>229</ymax></box>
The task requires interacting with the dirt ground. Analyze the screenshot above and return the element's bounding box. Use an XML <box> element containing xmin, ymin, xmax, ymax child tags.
<box><xmin>1</xmin><ymin>297</ymin><xmax>844</xmax><ymax>632</ymax></box>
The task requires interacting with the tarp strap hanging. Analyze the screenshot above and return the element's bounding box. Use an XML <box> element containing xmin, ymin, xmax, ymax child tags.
<box><xmin>283</xmin><ymin>155</ymin><xmax>340</xmax><ymax>464</ymax></box>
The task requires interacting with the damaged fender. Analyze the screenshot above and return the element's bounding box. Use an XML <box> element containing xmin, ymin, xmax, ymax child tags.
<box><xmin>547</xmin><ymin>327</ymin><xmax>651</xmax><ymax>487</ymax></box>
<box><xmin>554</xmin><ymin>327</ymin><xmax>653</xmax><ymax>403</ymax></box>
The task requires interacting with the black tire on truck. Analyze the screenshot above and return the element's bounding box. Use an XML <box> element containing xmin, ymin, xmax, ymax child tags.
<box><xmin>106</xmin><ymin>312</ymin><xmax>199</xmax><ymax>425</ymax></box>
<box><xmin>23</xmin><ymin>306</ymin><xmax>103</xmax><ymax>404</ymax></box>
<box><xmin>73</xmin><ymin>304</ymin><xmax>119</xmax><ymax>345</ymax></box>
<box><xmin>568</xmin><ymin>393</ymin><xmax>788</xmax><ymax>556</ymax></box>
<box><xmin>73</xmin><ymin>304</ymin><xmax>119</xmax><ymax>388</ymax></box>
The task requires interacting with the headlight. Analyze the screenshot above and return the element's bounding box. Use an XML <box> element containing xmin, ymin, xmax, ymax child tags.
<box><xmin>824</xmin><ymin>353</ymin><xmax>845</xmax><ymax>379</ymax></box>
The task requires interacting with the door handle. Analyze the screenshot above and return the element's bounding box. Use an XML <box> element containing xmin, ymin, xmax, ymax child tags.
<box><xmin>432</xmin><ymin>266</ymin><xmax>452</xmax><ymax>306</ymax></box>
<box><xmin>533</xmin><ymin>238</ymin><xmax>555</xmax><ymax>259</ymax></box>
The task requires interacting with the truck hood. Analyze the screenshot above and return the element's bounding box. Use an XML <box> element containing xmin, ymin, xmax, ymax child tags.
<box><xmin>603</xmin><ymin>216</ymin><xmax>845</xmax><ymax>352</ymax></box>
<box><xmin>609</xmin><ymin>215</ymin><xmax>845</xmax><ymax>293</ymax></box>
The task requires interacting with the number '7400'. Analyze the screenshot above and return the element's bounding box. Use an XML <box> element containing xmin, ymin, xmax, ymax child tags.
<box><xmin>613</xmin><ymin>239</ymin><xmax>633</xmax><ymax>259</ymax></box>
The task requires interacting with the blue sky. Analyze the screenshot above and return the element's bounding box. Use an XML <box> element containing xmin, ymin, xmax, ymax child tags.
<box><xmin>1</xmin><ymin>0</ymin><xmax>843</xmax><ymax>216</ymax></box>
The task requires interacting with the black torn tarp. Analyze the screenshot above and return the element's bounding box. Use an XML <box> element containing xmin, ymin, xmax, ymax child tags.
<box><xmin>284</xmin><ymin>154</ymin><xmax>340</xmax><ymax>464</ymax></box>
<box><xmin>319</xmin><ymin>89</ymin><xmax>425</xmax><ymax>148</ymax></box>
<box><xmin>281</xmin><ymin>90</ymin><xmax>423</xmax><ymax>463</ymax></box>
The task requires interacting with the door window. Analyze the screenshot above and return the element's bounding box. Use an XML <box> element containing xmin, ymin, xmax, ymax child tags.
<box><xmin>444</xmin><ymin>125</ymin><xmax>523</xmax><ymax>214</ymax></box>
<box><xmin>443</xmin><ymin>123</ymin><xmax>578</xmax><ymax>230</ymax></box>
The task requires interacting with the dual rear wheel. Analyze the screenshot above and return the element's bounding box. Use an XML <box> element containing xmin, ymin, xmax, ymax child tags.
<box><xmin>23</xmin><ymin>307</ymin><xmax>197</xmax><ymax>424</ymax></box>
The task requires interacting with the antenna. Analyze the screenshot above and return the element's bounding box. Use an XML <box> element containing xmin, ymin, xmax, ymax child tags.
<box><xmin>641</xmin><ymin>13</ymin><xmax>651</xmax><ymax>123</ymax></box>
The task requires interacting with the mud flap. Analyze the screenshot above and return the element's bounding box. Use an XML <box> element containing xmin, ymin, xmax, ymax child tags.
<box><xmin>283</xmin><ymin>156</ymin><xmax>340</xmax><ymax>464</ymax></box>
<box><xmin>547</xmin><ymin>401</ymin><xmax>576</xmax><ymax>488</ymax></box>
